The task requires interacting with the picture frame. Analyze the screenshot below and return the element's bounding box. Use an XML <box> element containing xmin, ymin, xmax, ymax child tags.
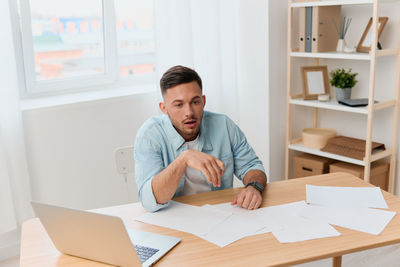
<box><xmin>301</xmin><ymin>65</ymin><xmax>330</xmax><ymax>100</ymax></box>
<box><xmin>356</xmin><ymin>17</ymin><xmax>389</xmax><ymax>53</ymax></box>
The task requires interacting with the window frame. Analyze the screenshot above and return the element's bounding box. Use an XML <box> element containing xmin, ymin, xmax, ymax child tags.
<box><xmin>15</xmin><ymin>0</ymin><xmax>156</xmax><ymax>98</ymax></box>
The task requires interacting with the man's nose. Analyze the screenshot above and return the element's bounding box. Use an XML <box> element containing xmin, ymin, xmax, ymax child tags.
<box><xmin>184</xmin><ymin>104</ymin><xmax>194</xmax><ymax>117</ymax></box>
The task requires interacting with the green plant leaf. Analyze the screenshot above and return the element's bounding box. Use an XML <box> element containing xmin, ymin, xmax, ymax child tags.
<box><xmin>329</xmin><ymin>68</ymin><xmax>358</xmax><ymax>89</ymax></box>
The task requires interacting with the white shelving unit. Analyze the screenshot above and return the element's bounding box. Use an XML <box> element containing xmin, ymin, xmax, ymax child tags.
<box><xmin>285</xmin><ymin>0</ymin><xmax>400</xmax><ymax>195</ymax></box>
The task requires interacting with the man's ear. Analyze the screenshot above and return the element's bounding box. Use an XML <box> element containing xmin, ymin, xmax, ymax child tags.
<box><xmin>202</xmin><ymin>95</ymin><xmax>206</xmax><ymax>107</ymax></box>
<box><xmin>159</xmin><ymin>102</ymin><xmax>167</xmax><ymax>114</ymax></box>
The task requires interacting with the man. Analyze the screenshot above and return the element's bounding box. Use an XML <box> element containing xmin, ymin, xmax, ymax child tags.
<box><xmin>135</xmin><ymin>65</ymin><xmax>267</xmax><ymax>212</ymax></box>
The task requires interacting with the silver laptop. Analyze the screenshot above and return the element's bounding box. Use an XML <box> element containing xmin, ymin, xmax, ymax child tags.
<box><xmin>31</xmin><ymin>202</ymin><xmax>180</xmax><ymax>267</ymax></box>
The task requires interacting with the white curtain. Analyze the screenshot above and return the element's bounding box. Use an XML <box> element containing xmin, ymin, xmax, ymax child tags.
<box><xmin>0</xmin><ymin>0</ymin><xmax>34</xmax><ymax>260</ymax></box>
<box><xmin>154</xmin><ymin>0</ymin><xmax>270</xmax><ymax>174</ymax></box>
<box><xmin>155</xmin><ymin>0</ymin><xmax>240</xmax><ymax>120</ymax></box>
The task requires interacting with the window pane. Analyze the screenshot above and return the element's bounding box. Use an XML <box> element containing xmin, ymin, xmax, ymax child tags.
<box><xmin>115</xmin><ymin>0</ymin><xmax>155</xmax><ymax>77</ymax></box>
<box><xmin>30</xmin><ymin>0</ymin><xmax>104</xmax><ymax>81</ymax></box>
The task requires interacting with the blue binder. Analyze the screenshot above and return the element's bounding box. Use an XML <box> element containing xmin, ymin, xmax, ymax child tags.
<box><xmin>305</xmin><ymin>7</ymin><xmax>312</xmax><ymax>52</ymax></box>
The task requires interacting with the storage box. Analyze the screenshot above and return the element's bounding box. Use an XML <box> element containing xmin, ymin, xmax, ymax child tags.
<box><xmin>293</xmin><ymin>153</ymin><xmax>335</xmax><ymax>178</ymax></box>
<box><xmin>302</xmin><ymin>128</ymin><xmax>337</xmax><ymax>149</ymax></box>
<box><xmin>329</xmin><ymin>161</ymin><xmax>389</xmax><ymax>191</ymax></box>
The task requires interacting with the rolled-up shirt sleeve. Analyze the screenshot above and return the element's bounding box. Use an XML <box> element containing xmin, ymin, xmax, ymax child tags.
<box><xmin>134</xmin><ymin>136</ymin><xmax>169</xmax><ymax>212</ymax></box>
<box><xmin>227</xmin><ymin>118</ymin><xmax>265</xmax><ymax>181</ymax></box>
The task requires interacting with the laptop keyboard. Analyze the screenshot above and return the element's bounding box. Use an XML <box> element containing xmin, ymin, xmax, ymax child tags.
<box><xmin>134</xmin><ymin>245</ymin><xmax>159</xmax><ymax>263</ymax></box>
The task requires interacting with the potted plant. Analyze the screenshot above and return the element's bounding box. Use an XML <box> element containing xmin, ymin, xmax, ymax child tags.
<box><xmin>329</xmin><ymin>68</ymin><xmax>358</xmax><ymax>102</ymax></box>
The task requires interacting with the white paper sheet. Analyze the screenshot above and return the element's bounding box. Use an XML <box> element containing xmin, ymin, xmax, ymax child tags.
<box><xmin>135</xmin><ymin>201</ymin><xmax>231</xmax><ymax>236</ymax></box>
<box><xmin>306</xmin><ymin>185</ymin><xmax>388</xmax><ymax>209</ymax></box>
<box><xmin>197</xmin><ymin>213</ymin><xmax>266</xmax><ymax>247</ymax></box>
<box><xmin>300</xmin><ymin>204</ymin><xmax>396</xmax><ymax>235</ymax></box>
<box><xmin>210</xmin><ymin>202</ymin><xmax>265</xmax><ymax>215</ymax></box>
<box><xmin>261</xmin><ymin>201</ymin><xmax>341</xmax><ymax>243</ymax></box>
<box><xmin>207</xmin><ymin>201</ymin><xmax>340</xmax><ymax>242</ymax></box>
<box><xmin>272</xmin><ymin>219</ymin><xmax>341</xmax><ymax>243</ymax></box>
<box><xmin>200</xmin><ymin>204</ymin><xmax>270</xmax><ymax>246</ymax></box>
<box><xmin>208</xmin><ymin>202</ymin><xmax>281</xmax><ymax>233</ymax></box>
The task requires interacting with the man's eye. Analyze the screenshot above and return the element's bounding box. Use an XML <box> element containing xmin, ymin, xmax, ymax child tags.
<box><xmin>175</xmin><ymin>104</ymin><xmax>183</xmax><ymax>107</ymax></box>
<box><xmin>193</xmin><ymin>101</ymin><xmax>200</xmax><ymax>104</ymax></box>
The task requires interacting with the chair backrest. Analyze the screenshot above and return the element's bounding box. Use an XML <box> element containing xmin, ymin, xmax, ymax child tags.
<box><xmin>115</xmin><ymin>146</ymin><xmax>138</xmax><ymax>202</ymax></box>
<box><xmin>115</xmin><ymin>146</ymin><xmax>135</xmax><ymax>175</ymax></box>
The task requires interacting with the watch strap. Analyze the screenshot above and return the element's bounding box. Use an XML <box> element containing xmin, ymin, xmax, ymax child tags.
<box><xmin>245</xmin><ymin>181</ymin><xmax>264</xmax><ymax>193</ymax></box>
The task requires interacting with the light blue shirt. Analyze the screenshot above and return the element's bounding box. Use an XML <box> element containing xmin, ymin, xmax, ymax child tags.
<box><xmin>134</xmin><ymin>110</ymin><xmax>265</xmax><ymax>212</ymax></box>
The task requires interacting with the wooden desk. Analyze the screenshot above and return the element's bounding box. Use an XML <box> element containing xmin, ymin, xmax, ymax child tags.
<box><xmin>20</xmin><ymin>173</ymin><xmax>400</xmax><ymax>267</ymax></box>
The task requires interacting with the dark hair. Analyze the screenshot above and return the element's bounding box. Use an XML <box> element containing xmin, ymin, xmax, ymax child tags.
<box><xmin>160</xmin><ymin>65</ymin><xmax>202</xmax><ymax>95</ymax></box>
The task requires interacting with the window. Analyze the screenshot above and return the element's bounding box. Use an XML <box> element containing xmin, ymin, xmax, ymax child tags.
<box><xmin>115</xmin><ymin>0</ymin><xmax>155</xmax><ymax>78</ymax></box>
<box><xmin>17</xmin><ymin>0</ymin><xmax>155</xmax><ymax>96</ymax></box>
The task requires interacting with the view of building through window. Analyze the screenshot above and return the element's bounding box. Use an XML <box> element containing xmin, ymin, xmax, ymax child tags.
<box><xmin>29</xmin><ymin>0</ymin><xmax>155</xmax><ymax>82</ymax></box>
<box><xmin>115</xmin><ymin>0</ymin><xmax>155</xmax><ymax>77</ymax></box>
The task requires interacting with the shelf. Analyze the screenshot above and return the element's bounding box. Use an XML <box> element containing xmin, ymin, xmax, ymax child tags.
<box><xmin>290</xmin><ymin>99</ymin><xmax>396</xmax><ymax>113</ymax></box>
<box><xmin>291</xmin><ymin>0</ymin><xmax>372</xmax><ymax>7</ymax></box>
<box><xmin>288</xmin><ymin>139</ymin><xmax>392</xmax><ymax>166</ymax></box>
<box><xmin>290</xmin><ymin>49</ymin><xmax>398</xmax><ymax>60</ymax></box>
<box><xmin>291</xmin><ymin>51</ymin><xmax>370</xmax><ymax>60</ymax></box>
<box><xmin>374</xmin><ymin>100</ymin><xmax>397</xmax><ymax>110</ymax></box>
<box><xmin>290</xmin><ymin>0</ymin><xmax>400</xmax><ymax>8</ymax></box>
<box><xmin>290</xmin><ymin>99</ymin><xmax>368</xmax><ymax>113</ymax></box>
<box><xmin>376</xmin><ymin>49</ymin><xmax>399</xmax><ymax>57</ymax></box>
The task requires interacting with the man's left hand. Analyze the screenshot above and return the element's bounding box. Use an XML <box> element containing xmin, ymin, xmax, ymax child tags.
<box><xmin>231</xmin><ymin>186</ymin><xmax>262</xmax><ymax>210</ymax></box>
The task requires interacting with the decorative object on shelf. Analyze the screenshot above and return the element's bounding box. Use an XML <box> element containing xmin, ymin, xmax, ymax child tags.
<box><xmin>321</xmin><ymin>136</ymin><xmax>385</xmax><ymax>160</ymax></box>
<box><xmin>302</xmin><ymin>128</ymin><xmax>337</xmax><ymax>149</ymax></box>
<box><xmin>329</xmin><ymin>68</ymin><xmax>358</xmax><ymax>102</ymax></box>
<box><xmin>301</xmin><ymin>65</ymin><xmax>330</xmax><ymax>100</ymax></box>
<box><xmin>357</xmin><ymin>17</ymin><xmax>389</xmax><ymax>53</ymax></box>
<box><xmin>336</xmin><ymin>39</ymin><xmax>346</xmax><ymax>53</ymax></box>
<box><xmin>318</xmin><ymin>94</ymin><xmax>330</xmax><ymax>102</ymax></box>
<box><xmin>343</xmin><ymin>46</ymin><xmax>356</xmax><ymax>53</ymax></box>
<box><xmin>333</xmin><ymin>16</ymin><xmax>352</xmax><ymax>52</ymax></box>
<box><xmin>338</xmin><ymin>98</ymin><xmax>378</xmax><ymax>107</ymax></box>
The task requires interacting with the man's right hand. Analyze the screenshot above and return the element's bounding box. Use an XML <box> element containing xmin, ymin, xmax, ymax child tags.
<box><xmin>181</xmin><ymin>150</ymin><xmax>225</xmax><ymax>187</ymax></box>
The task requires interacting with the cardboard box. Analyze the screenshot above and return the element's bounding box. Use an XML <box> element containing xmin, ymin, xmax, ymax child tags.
<box><xmin>329</xmin><ymin>161</ymin><xmax>389</xmax><ymax>191</ymax></box>
<box><xmin>293</xmin><ymin>153</ymin><xmax>335</xmax><ymax>178</ymax></box>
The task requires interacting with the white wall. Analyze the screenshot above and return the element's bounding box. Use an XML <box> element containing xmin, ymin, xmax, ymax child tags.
<box><xmin>23</xmin><ymin>92</ymin><xmax>158</xmax><ymax>210</ymax></box>
<box><xmin>235</xmin><ymin>0</ymin><xmax>270</xmax><ymax>180</ymax></box>
<box><xmin>268</xmin><ymin>1</ymin><xmax>400</xmax><ymax>194</ymax></box>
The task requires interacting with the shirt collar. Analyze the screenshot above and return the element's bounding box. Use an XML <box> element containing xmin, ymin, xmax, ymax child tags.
<box><xmin>163</xmin><ymin>115</ymin><xmax>185</xmax><ymax>151</ymax></box>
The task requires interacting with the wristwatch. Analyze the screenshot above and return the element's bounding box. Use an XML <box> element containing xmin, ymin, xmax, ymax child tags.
<box><xmin>245</xmin><ymin>181</ymin><xmax>264</xmax><ymax>194</ymax></box>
